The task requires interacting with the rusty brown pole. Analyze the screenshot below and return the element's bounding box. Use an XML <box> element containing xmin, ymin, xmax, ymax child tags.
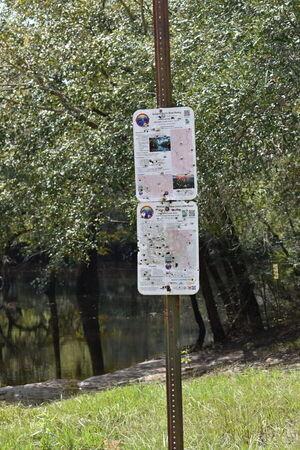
<box><xmin>153</xmin><ymin>0</ymin><xmax>172</xmax><ymax>107</ymax></box>
<box><xmin>153</xmin><ymin>1</ymin><xmax>184</xmax><ymax>449</ymax></box>
<box><xmin>163</xmin><ymin>295</ymin><xmax>184</xmax><ymax>449</ymax></box>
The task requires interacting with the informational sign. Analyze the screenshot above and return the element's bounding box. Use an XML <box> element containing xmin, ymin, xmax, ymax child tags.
<box><xmin>137</xmin><ymin>201</ymin><xmax>199</xmax><ymax>295</ymax></box>
<box><xmin>133</xmin><ymin>107</ymin><xmax>197</xmax><ymax>201</ymax></box>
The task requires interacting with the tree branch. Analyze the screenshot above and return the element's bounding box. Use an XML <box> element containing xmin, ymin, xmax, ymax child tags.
<box><xmin>0</xmin><ymin>95</ymin><xmax>63</xmax><ymax>112</ymax></box>
<box><xmin>32</xmin><ymin>72</ymin><xmax>101</xmax><ymax>129</ymax></box>
<box><xmin>140</xmin><ymin>0</ymin><xmax>149</xmax><ymax>35</ymax></box>
<box><xmin>118</xmin><ymin>0</ymin><xmax>137</xmax><ymax>24</ymax></box>
<box><xmin>2</xmin><ymin>50</ymin><xmax>109</xmax><ymax>129</ymax></box>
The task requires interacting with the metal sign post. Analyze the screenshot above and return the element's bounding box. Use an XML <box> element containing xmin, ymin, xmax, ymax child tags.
<box><xmin>164</xmin><ymin>295</ymin><xmax>184</xmax><ymax>449</ymax></box>
<box><xmin>153</xmin><ymin>0</ymin><xmax>172</xmax><ymax>108</ymax></box>
<box><xmin>153</xmin><ymin>1</ymin><xmax>184</xmax><ymax>448</ymax></box>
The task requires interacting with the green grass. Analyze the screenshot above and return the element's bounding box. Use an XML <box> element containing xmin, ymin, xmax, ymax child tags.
<box><xmin>0</xmin><ymin>368</ymin><xmax>299</xmax><ymax>449</ymax></box>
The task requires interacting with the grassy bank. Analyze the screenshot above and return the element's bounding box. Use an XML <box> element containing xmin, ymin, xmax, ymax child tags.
<box><xmin>0</xmin><ymin>368</ymin><xmax>299</xmax><ymax>449</ymax></box>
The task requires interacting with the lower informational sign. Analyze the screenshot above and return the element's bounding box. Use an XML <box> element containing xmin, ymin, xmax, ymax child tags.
<box><xmin>137</xmin><ymin>202</ymin><xmax>199</xmax><ymax>295</ymax></box>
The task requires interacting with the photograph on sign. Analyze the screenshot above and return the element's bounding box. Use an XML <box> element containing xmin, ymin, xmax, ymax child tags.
<box><xmin>133</xmin><ymin>107</ymin><xmax>197</xmax><ymax>201</ymax></box>
<box><xmin>137</xmin><ymin>201</ymin><xmax>199</xmax><ymax>295</ymax></box>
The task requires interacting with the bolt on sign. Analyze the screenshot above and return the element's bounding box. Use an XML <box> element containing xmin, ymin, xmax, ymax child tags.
<box><xmin>137</xmin><ymin>202</ymin><xmax>199</xmax><ymax>295</ymax></box>
<box><xmin>133</xmin><ymin>107</ymin><xmax>197</xmax><ymax>201</ymax></box>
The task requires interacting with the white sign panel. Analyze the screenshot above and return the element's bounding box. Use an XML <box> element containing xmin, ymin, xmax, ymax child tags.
<box><xmin>133</xmin><ymin>107</ymin><xmax>197</xmax><ymax>201</ymax></box>
<box><xmin>137</xmin><ymin>202</ymin><xmax>199</xmax><ymax>295</ymax></box>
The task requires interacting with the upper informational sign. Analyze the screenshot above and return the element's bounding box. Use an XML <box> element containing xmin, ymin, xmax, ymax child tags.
<box><xmin>137</xmin><ymin>201</ymin><xmax>199</xmax><ymax>295</ymax></box>
<box><xmin>133</xmin><ymin>107</ymin><xmax>197</xmax><ymax>201</ymax></box>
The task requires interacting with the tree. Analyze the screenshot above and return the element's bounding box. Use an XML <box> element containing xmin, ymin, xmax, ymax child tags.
<box><xmin>171</xmin><ymin>0</ymin><xmax>299</xmax><ymax>329</ymax></box>
<box><xmin>0</xmin><ymin>0</ymin><xmax>299</xmax><ymax>342</ymax></box>
<box><xmin>0</xmin><ymin>0</ymin><xmax>153</xmax><ymax>268</ymax></box>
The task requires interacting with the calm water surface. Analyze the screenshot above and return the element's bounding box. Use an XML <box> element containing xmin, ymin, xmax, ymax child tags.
<box><xmin>0</xmin><ymin>262</ymin><xmax>210</xmax><ymax>387</ymax></box>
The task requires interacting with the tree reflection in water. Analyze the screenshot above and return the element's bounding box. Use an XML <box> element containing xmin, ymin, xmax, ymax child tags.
<box><xmin>0</xmin><ymin>261</ymin><xmax>202</xmax><ymax>386</ymax></box>
<box><xmin>76</xmin><ymin>250</ymin><xmax>104</xmax><ymax>376</ymax></box>
<box><xmin>45</xmin><ymin>274</ymin><xmax>61</xmax><ymax>379</ymax></box>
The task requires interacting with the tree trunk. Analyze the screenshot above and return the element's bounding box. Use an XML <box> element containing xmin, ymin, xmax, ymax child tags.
<box><xmin>190</xmin><ymin>294</ymin><xmax>206</xmax><ymax>349</ymax></box>
<box><xmin>202</xmin><ymin>241</ymin><xmax>237</xmax><ymax>323</ymax></box>
<box><xmin>45</xmin><ymin>273</ymin><xmax>62</xmax><ymax>379</ymax></box>
<box><xmin>217</xmin><ymin>243</ymin><xmax>241</xmax><ymax>316</ymax></box>
<box><xmin>219</xmin><ymin>205</ymin><xmax>264</xmax><ymax>333</ymax></box>
<box><xmin>199</xmin><ymin>239</ymin><xmax>226</xmax><ymax>343</ymax></box>
<box><xmin>221</xmin><ymin>238</ymin><xmax>264</xmax><ymax>333</ymax></box>
<box><xmin>1</xmin><ymin>254</ymin><xmax>13</xmax><ymax>301</ymax></box>
<box><xmin>76</xmin><ymin>249</ymin><xmax>105</xmax><ymax>375</ymax></box>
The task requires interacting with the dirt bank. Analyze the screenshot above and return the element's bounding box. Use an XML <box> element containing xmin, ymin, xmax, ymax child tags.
<box><xmin>0</xmin><ymin>323</ymin><xmax>299</xmax><ymax>405</ymax></box>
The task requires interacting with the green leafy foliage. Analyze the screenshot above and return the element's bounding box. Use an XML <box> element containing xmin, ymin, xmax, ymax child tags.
<box><xmin>0</xmin><ymin>0</ymin><xmax>299</xmax><ymax>302</ymax></box>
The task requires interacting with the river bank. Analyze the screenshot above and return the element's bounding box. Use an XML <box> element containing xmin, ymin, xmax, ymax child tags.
<box><xmin>0</xmin><ymin>322</ymin><xmax>299</xmax><ymax>405</ymax></box>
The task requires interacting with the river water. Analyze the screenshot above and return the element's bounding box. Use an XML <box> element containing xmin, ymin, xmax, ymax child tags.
<box><xmin>0</xmin><ymin>262</ymin><xmax>211</xmax><ymax>387</ymax></box>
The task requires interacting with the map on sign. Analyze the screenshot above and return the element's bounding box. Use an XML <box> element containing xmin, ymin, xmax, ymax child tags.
<box><xmin>137</xmin><ymin>202</ymin><xmax>199</xmax><ymax>295</ymax></box>
<box><xmin>133</xmin><ymin>107</ymin><xmax>197</xmax><ymax>201</ymax></box>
